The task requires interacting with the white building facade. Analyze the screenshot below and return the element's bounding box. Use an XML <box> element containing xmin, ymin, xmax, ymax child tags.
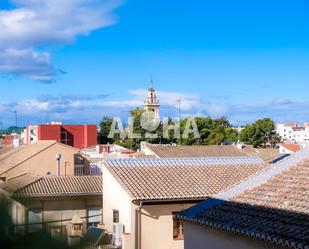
<box><xmin>276</xmin><ymin>122</ymin><xmax>309</xmax><ymax>144</ymax></box>
<box><xmin>21</xmin><ymin>125</ymin><xmax>38</xmax><ymax>145</ymax></box>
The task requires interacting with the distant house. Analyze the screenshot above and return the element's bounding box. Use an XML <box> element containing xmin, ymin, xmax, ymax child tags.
<box><xmin>176</xmin><ymin>149</ymin><xmax>309</xmax><ymax>249</ymax></box>
<box><xmin>22</xmin><ymin>124</ymin><xmax>97</xmax><ymax>149</ymax></box>
<box><xmin>137</xmin><ymin>142</ymin><xmax>249</xmax><ymax>158</ymax></box>
<box><xmin>276</xmin><ymin>122</ymin><xmax>309</xmax><ymax>144</ymax></box>
<box><xmin>136</xmin><ymin>142</ymin><xmax>283</xmax><ymax>163</ymax></box>
<box><xmin>81</xmin><ymin>144</ymin><xmax>136</xmax><ymax>175</ymax></box>
<box><xmin>102</xmin><ymin>156</ymin><xmax>266</xmax><ymax>249</ymax></box>
<box><xmin>82</xmin><ymin>144</ymin><xmax>135</xmax><ymax>160</ymax></box>
<box><xmin>279</xmin><ymin>143</ymin><xmax>301</xmax><ymax>154</ymax></box>
<box><xmin>0</xmin><ymin>140</ymin><xmax>93</xmax><ymax>181</ymax></box>
<box><xmin>1</xmin><ymin>134</ymin><xmax>19</xmax><ymax>147</ymax></box>
<box><xmin>0</xmin><ymin>174</ymin><xmax>102</xmax><ymax>243</ymax></box>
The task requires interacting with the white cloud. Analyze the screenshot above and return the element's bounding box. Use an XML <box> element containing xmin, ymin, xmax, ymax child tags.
<box><xmin>0</xmin><ymin>0</ymin><xmax>122</xmax><ymax>82</ymax></box>
<box><xmin>2</xmin><ymin>92</ymin><xmax>309</xmax><ymax>128</ymax></box>
<box><xmin>128</xmin><ymin>89</ymin><xmax>201</xmax><ymax>110</ymax></box>
<box><xmin>102</xmin><ymin>89</ymin><xmax>229</xmax><ymax>117</ymax></box>
<box><xmin>0</xmin><ymin>48</ymin><xmax>59</xmax><ymax>81</ymax></box>
<box><xmin>101</xmin><ymin>90</ymin><xmax>309</xmax><ymax>125</ymax></box>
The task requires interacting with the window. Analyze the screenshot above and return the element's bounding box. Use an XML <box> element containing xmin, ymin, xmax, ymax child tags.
<box><xmin>113</xmin><ymin>209</ymin><xmax>119</xmax><ymax>223</ymax></box>
<box><xmin>87</xmin><ymin>207</ymin><xmax>101</xmax><ymax>228</ymax></box>
<box><xmin>173</xmin><ymin>213</ymin><xmax>184</xmax><ymax>240</ymax></box>
<box><xmin>15</xmin><ymin>205</ymin><xmax>24</xmax><ymax>234</ymax></box>
<box><xmin>28</xmin><ymin>209</ymin><xmax>42</xmax><ymax>233</ymax></box>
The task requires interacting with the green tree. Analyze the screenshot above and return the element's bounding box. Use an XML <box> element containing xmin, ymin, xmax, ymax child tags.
<box><xmin>240</xmin><ymin>124</ymin><xmax>262</xmax><ymax>147</ymax></box>
<box><xmin>112</xmin><ymin>108</ymin><xmax>166</xmax><ymax>150</ymax></box>
<box><xmin>240</xmin><ymin>118</ymin><xmax>278</xmax><ymax>147</ymax></box>
<box><xmin>224</xmin><ymin>128</ymin><xmax>239</xmax><ymax>142</ymax></box>
<box><xmin>206</xmin><ymin>125</ymin><xmax>226</xmax><ymax>144</ymax></box>
<box><xmin>255</xmin><ymin>118</ymin><xmax>275</xmax><ymax>147</ymax></box>
<box><xmin>179</xmin><ymin>116</ymin><xmax>235</xmax><ymax>145</ymax></box>
<box><xmin>98</xmin><ymin>117</ymin><xmax>114</xmax><ymax>144</ymax></box>
<box><xmin>6</xmin><ymin>126</ymin><xmax>24</xmax><ymax>134</ymax></box>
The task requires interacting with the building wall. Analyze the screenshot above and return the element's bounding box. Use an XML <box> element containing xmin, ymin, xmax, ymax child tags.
<box><xmin>276</xmin><ymin>123</ymin><xmax>309</xmax><ymax>144</ymax></box>
<box><xmin>3</xmin><ymin>143</ymin><xmax>87</xmax><ymax>178</ymax></box>
<box><xmin>12</xmin><ymin>196</ymin><xmax>102</xmax><ymax>237</ymax></box>
<box><xmin>38</xmin><ymin>125</ymin><xmax>61</xmax><ymax>142</ymax></box>
<box><xmin>38</xmin><ymin>125</ymin><xmax>97</xmax><ymax>149</ymax></box>
<box><xmin>140</xmin><ymin>203</ymin><xmax>196</xmax><ymax>249</ymax></box>
<box><xmin>279</xmin><ymin>146</ymin><xmax>294</xmax><ymax>154</ymax></box>
<box><xmin>102</xmin><ymin>166</ymin><xmax>133</xmax><ymax>234</ymax></box>
<box><xmin>10</xmin><ymin>198</ymin><xmax>27</xmax><ymax>234</ymax></box>
<box><xmin>184</xmin><ymin>222</ymin><xmax>286</xmax><ymax>249</ymax></box>
<box><xmin>103</xmin><ymin>165</ymin><xmax>203</xmax><ymax>249</ymax></box>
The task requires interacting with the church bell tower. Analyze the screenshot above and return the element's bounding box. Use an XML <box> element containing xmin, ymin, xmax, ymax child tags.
<box><xmin>143</xmin><ymin>79</ymin><xmax>160</xmax><ymax>119</ymax></box>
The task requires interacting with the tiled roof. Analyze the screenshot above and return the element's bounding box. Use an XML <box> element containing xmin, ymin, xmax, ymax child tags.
<box><xmin>0</xmin><ymin>141</ymin><xmax>80</xmax><ymax>178</ymax></box>
<box><xmin>12</xmin><ymin>175</ymin><xmax>102</xmax><ymax>197</ymax></box>
<box><xmin>131</xmin><ymin>151</ymin><xmax>157</xmax><ymax>158</ymax></box>
<box><xmin>146</xmin><ymin>145</ymin><xmax>248</xmax><ymax>158</ymax></box>
<box><xmin>0</xmin><ymin>147</ymin><xmax>14</xmax><ymax>156</ymax></box>
<box><xmin>280</xmin><ymin>144</ymin><xmax>301</xmax><ymax>153</ymax></box>
<box><xmin>176</xmin><ymin>149</ymin><xmax>309</xmax><ymax>249</ymax></box>
<box><xmin>106</xmin><ymin>156</ymin><xmax>264</xmax><ymax>167</ymax></box>
<box><xmin>241</xmin><ymin>146</ymin><xmax>282</xmax><ymax>163</ymax></box>
<box><xmin>0</xmin><ymin>173</ymin><xmax>41</xmax><ymax>193</ymax></box>
<box><xmin>0</xmin><ymin>141</ymin><xmax>57</xmax><ymax>175</ymax></box>
<box><xmin>104</xmin><ymin>157</ymin><xmax>267</xmax><ymax>201</ymax></box>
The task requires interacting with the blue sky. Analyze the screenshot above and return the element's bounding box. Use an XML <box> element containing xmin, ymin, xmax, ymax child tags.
<box><xmin>1</xmin><ymin>0</ymin><xmax>309</xmax><ymax>128</ymax></box>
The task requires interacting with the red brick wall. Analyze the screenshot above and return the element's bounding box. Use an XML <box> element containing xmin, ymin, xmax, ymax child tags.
<box><xmin>38</xmin><ymin>125</ymin><xmax>61</xmax><ymax>142</ymax></box>
<box><xmin>38</xmin><ymin>124</ymin><xmax>97</xmax><ymax>149</ymax></box>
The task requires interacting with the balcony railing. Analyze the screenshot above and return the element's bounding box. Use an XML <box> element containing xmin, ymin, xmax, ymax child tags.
<box><xmin>90</xmin><ymin>164</ymin><xmax>102</xmax><ymax>175</ymax></box>
<box><xmin>74</xmin><ymin>164</ymin><xmax>102</xmax><ymax>176</ymax></box>
<box><xmin>74</xmin><ymin>164</ymin><xmax>84</xmax><ymax>176</ymax></box>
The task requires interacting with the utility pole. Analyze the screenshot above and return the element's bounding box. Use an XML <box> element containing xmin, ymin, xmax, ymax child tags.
<box><xmin>13</xmin><ymin>110</ymin><xmax>17</xmax><ymax>127</ymax></box>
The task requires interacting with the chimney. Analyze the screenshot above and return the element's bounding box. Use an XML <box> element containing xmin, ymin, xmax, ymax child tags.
<box><xmin>56</xmin><ymin>153</ymin><xmax>61</xmax><ymax>176</ymax></box>
<box><xmin>107</xmin><ymin>142</ymin><xmax>110</xmax><ymax>153</ymax></box>
<box><xmin>236</xmin><ymin>142</ymin><xmax>244</xmax><ymax>150</ymax></box>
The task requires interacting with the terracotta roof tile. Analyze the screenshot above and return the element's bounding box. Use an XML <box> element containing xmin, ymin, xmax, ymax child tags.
<box><xmin>241</xmin><ymin>146</ymin><xmax>282</xmax><ymax>163</ymax></box>
<box><xmin>0</xmin><ymin>173</ymin><xmax>41</xmax><ymax>193</ymax></box>
<box><xmin>146</xmin><ymin>145</ymin><xmax>247</xmax><ymax>158</ymax></box>
<box><xmin>12</xmin><ymin>175</ymin><xmax>102</xmax><ymax>197</ymax></box>
<box><xmin>280</xmin><ymin>144</ymin><xmax>301</xmax><ymax>153</ymax></box>
<box><xmin>177</xmin><ymin>150</ymin><xmax>309</xmax><ymax>249</ymax></box>
<box><xmin>104</xmin><ymin>157</ymin><xmax>267</xmax><ymax>201</ymax></box>
<box><xmin>0</xmin><ymin>141</ymin><xmax>57</xmax><ymax>175</ymax></box>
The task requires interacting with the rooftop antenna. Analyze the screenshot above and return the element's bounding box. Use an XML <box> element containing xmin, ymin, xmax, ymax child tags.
<box><xmin>13</xmin><ymin>110</ymin><xmax>17</xmax><ymax>127</ymax></box>
<box><xmin>45</xmin><ymin>112</ymin><xmax>49</xmax><ymax>124</ymax></box>
<box><xmin>176</xmin><ymin>98</ymin><xmax>182</xmax><ymax>121</ymax></box>
<box><xmin>150</xmin><ymin>74</ymin><xmax>154</xmax><ymax>88</ymax></box>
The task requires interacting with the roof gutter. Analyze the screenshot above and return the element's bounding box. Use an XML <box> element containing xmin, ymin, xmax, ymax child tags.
<box><xmin>135</xmin><ymin>201</ymin><xmax>143</xmax><ymax>249</ymax></box>
<box><xmin>12</xmin><ymin>192</ymin><xmax>102</xmax><ymax>199</ymax></box>
<box><xmin>132</xmin><ymin>197</ymin><xmax>206</xmax><ymax>205</ymax></box>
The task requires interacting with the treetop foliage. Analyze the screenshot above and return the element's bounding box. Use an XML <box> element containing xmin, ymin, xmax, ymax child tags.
<box><xmin>98</xmin><ymin>110</ymin><xmax>280</xmax><ymax>150</ymax></box>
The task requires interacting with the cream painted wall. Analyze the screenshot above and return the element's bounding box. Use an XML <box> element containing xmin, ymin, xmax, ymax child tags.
<box><xmin>140</xmin><ymin>203</ymin><xmax>196</xmax><ymax>249</ymax></box>
<box><xmin>4</xmin><ymin>143</ymin><xmax>88</xmax><ymax>178</ymax></box>
<box><xmin>184</xmin><ymin>222</ymin><xmax>286</xmax><ymax>249</ymax></box>
<box><xmin>10</xmin><ymin>199</ymin><xmax>27</xmax><ymax>234</ymax></box>
<box><xmin>103</xmin><ymin>166</ymin><xmax>133</xmax><ymax>235</ymax></box>
<box><xmin>12</xmin><ymin>197</ymin><xmax>102</xmax><ymax>234</ymax></box>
